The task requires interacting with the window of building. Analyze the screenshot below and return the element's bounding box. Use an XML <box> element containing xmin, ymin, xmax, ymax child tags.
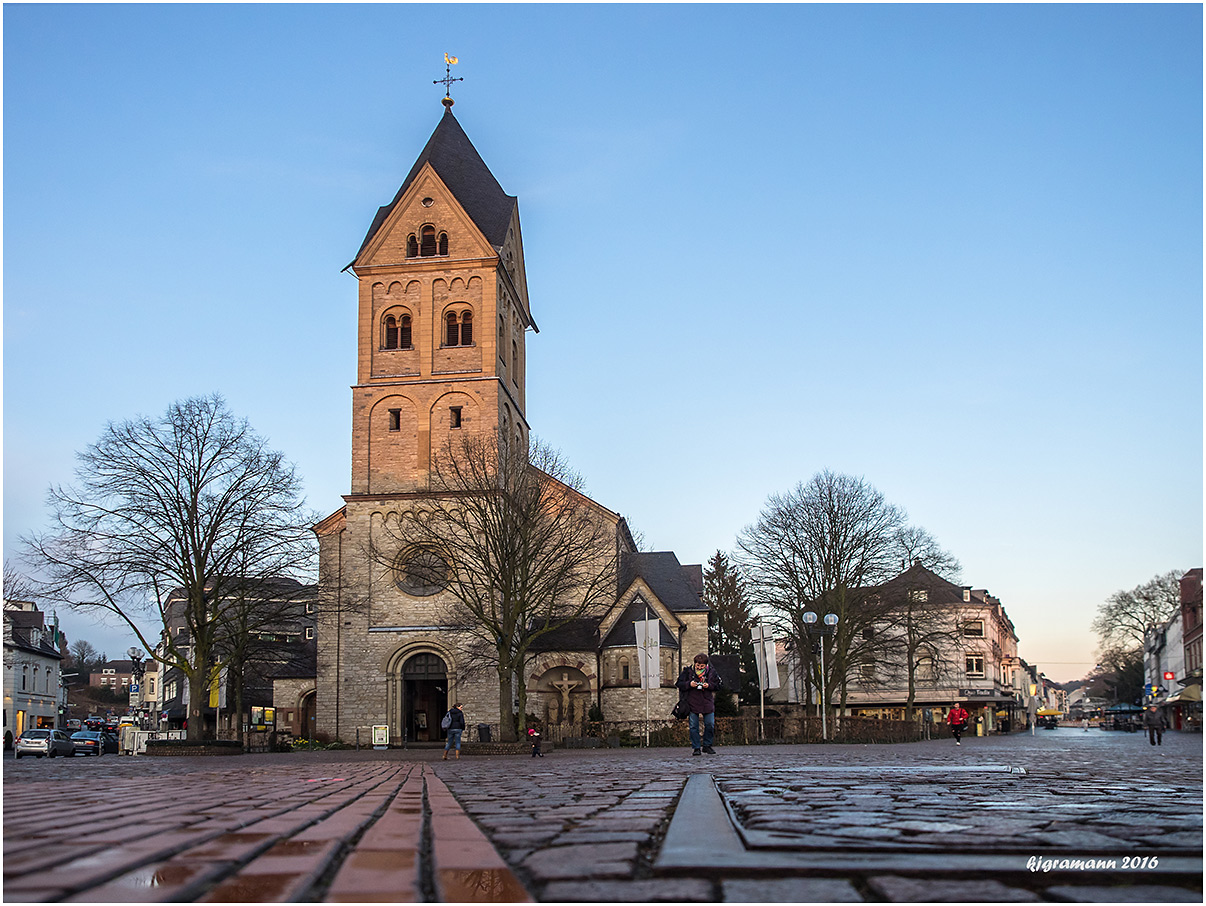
<box><xmin>511</xmin><ymin>339</ymin><xmax>518</xmax><ymax>377</ymax></box>
<box><xmin>862</xmin><ymin>627</ymin><xmax>875</xmax><ymax>640</ymax></box>
<box><xmin>388</xmin><ymin>409</ymin><xmax>401</xmax><ymax>432</ymax></box>
<box><xmin>450</xmin><ymin>407</ymin><xmax>462</xmax><ymax>429</ymax></box>
<box><xmin>859</xmin><ymin>663</ymin><xmax>875</xmax><ymax>682</ymax></box>
<box><xmin>394</xmin><ymin>547</ymin><xmax>451</xmax><ymax>597</ymax></box>
<box><xmin>305</xmin><ymin>627</ymin><xmax>315</xmax><ymax>640</ymax></box>
<box><xmin>399</xmin><ymin>315</ymin><xmax>411</xmax><ymax>349</ymax></box>
<box><xmin>908</xmin><ymin>589</ymin><xmax>929</xmax><ymax>603</ymax></box>
<box><xmin>420</xmin><ymin>225</ymin><xmax>437</xmax><ymax>257</ymax></box>
<box><xmin>917</xmin><ymin>656</ymin><xmax>936</xmax><ymax>682</ymax></box>
<box><xmin>384</xmin><ymin>315</ymin><xmax>398</xmax><ymax>349</ymax></box>
<box><xmin>964</xmin><ymin>620</ymin><xmax>985</xmax><ymax>638</ymax></box>
<box><xmin>444</xmin><ymin>310</ymin><xmax>473</xmax><ymax>347</ymax></box>
<box><xmin>306</xmin><ymin>602</ymin><xmax>315</xmax><ymax>614</ymax></box>
<box><xmin>384</xmin><ymin>313</ymin><xmax>412</xmax><ymax>350</ymax></box>
<box><xmin>406</xmin><ymin>234</ymin><xmax>418</xmax><ymax>258</ymax></box>
<box><xmin>965</xmin><ymin>655</ymin><xmax>985</xmax><ymax>677</ymax></box>
<box><xmin>438</xmin><ymin>232</ymin><xmax>448</xmax><ymax>256</ymax></box>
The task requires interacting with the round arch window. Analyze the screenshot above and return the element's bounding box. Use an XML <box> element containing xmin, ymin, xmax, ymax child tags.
<box><xmin>395</xmin><ymin>548</ymin><xmax>451</xmax><ymax>596</ymax></box>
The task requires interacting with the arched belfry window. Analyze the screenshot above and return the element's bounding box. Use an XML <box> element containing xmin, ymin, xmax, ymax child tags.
<box><xmin>438</xmin><ymin>232</ymin><xmax>449</xmax><ymax>256</ymax></box>
<box><xmin>444</xmin><ymin>310</ymin><xmax>473</xmax><ymax>347</ymax></box>
<box><xmin>406</xmin><ymin>234</ymin><xmax>418</xmax><ymax>258</ymax></box>
<box><xmin>420</xmin><ymin>226</ymin><xmax>437</xmax><ymax>257</ymax></box>
<box><xmin>383</xmin><ymin>313</ymin><xmax>413</xmax><ymax>350</ymax></box>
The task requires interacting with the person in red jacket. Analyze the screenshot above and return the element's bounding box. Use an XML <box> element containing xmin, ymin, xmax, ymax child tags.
<box><xmin>947</xmin><ymin>703</ymin><xmax>970</xmax><ymax>745</ymax></box>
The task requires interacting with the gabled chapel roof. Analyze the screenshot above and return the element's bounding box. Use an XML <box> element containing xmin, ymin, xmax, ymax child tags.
<box><xmin>619</xmin><ymin>552</ymin><xmax>708</xmax><ymax>613</ymax></box>
<box><xmin>353</xmin><ymin>107</ymin><xmax>517</xmax><ymax>264</ymax></box>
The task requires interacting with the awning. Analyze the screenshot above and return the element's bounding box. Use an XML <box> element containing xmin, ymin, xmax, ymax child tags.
<box><xmin>1165</xmin><ymin>686</ymin><xmax>1202</xmax><ymax>704</ymax></box>
<box><xmin>1036</xmin><ymin>708</ymin><xmax>1061</xmax><ymax>716</ymax></box>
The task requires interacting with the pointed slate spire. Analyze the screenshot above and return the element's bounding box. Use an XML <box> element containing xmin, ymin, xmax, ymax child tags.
<box><xmin>353</xmin><ymin>107</ymin><xmax>517</xmax><ymax>264</ymax></box>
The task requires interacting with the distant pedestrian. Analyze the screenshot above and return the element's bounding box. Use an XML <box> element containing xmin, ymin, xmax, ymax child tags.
<box><xmin>947</xmin><ymin>703</ymin><xmax>970</xmax><ymax>745</ymax></box>
<box><xmin>528</xmin><ymin>727</ymin><xmax>543</xmax><ymax>758</ymax></box>
<box><xmin>676</xmin><ymin>653</ymin><xmax>722</xmax><ymax>756</ymax></box>
<box><xmin>442</xmin><ymin>703</ymin><xmax>465</xmax><ymax>760</ymax></box>
<box><xmin>1143</xmin><ymin>705</ymin><xmax>1168</xmax><ymax>747</ymax></box>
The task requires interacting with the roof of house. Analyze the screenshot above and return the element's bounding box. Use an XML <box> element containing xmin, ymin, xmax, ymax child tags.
<box><xmin>529</xmin><ymin>618</ymin><xmax>602</xmax><ymax>653</ymax></box>
<box><xmin>874</xmin><ymin>561</ymin><xmax>966</xmax><ymax>605</ymax></box>
<box><xmin>354</xmin><ymin>107</ymin><xmax>517</xmax><ymax>263</ymax></box>
<box><xmin>6</xmin><ymin>625</ymin><xmax>62</xmax><ymax>660</ymax></box>
<box><xmin>619</xmin><ymin>552</ymin><xmax>708</xmax><ymax>613</ymax></box>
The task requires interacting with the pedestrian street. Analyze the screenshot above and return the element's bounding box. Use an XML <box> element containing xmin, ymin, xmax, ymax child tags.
<box><xmin>3</xmin><ymin>728</ymin><xmax>1201</xmax><ymax>902</ymax></box>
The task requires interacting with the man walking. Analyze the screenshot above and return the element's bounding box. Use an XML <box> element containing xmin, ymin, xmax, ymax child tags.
<box><xmin>947</xmin><ymin>702</ymin><xmax>970</xmax><ymax>745</ymax></box>
<box><xmin>676</xmin><ymin>653</ymin><xmax>721</xmax><ymax>756</ymax></box>
<box><xmin>442</xmin><ymin>703</ymin><xmax>465</xmax><ymax>760</ymax></box>
<box><xmin>1143</xmin><ymin>705</ymin><xmax>1168</xmax><ymax>746</ymax></box>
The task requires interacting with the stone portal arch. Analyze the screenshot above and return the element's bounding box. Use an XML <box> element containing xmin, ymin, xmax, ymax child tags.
<box><xmin>386</xmin><ymin>647</ymin><xmax>453</xmax><ymax>744</ymax></box>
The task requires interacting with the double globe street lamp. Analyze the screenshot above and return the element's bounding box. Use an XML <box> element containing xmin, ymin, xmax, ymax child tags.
<box><xmin>802</xmin><ymin>611</ymin><xmax>839</xmax><ymax>741</ymax></box>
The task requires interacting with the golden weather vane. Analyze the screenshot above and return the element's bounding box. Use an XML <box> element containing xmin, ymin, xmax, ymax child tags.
<box><xmin>434</xmin><ymin>53</ymin><xmax>463</xmax><ymax>106</ymax></box>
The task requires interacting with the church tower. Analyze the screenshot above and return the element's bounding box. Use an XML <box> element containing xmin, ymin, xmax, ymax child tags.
<box><xmin>312</xmin><ymin>100</ymin><xmax>539</xmax><ymax>742</ymax></box>
<box><xmin>347</xmin><ymin>101</ymin><xmax>535</xmax><ymax>494</ymax></box>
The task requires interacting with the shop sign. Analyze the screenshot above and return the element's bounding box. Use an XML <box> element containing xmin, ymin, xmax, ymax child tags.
<box><xmin>959</xmin><ymin>688</ymin><xmax>997</xmax><ymax>698</ymax></box>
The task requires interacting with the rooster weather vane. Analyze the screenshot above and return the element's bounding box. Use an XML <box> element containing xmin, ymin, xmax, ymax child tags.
<box><xmin>435</xmin><ymin>53</ymin><xmax>463</xmax><ymax>107</ymax></box>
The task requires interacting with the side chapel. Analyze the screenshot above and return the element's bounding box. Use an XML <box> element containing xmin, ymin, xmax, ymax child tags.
<box><xmin>307</xmin><ymin>98</ymin><xmax>709</xmax><ymax>743</ymax></box>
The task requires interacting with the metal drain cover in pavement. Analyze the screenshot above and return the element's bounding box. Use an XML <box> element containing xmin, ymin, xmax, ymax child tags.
<box><xmin>654</xmin><ymin>773</ymin><xmax>1202</xmax><ymax>880</ymax></box>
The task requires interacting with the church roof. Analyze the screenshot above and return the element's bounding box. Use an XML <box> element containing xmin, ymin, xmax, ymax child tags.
<box><xmin>619</xmin><ymin>552</ymin><xmax>708</xmax><ymax>613</ymax></box>
<box><xmin>601</xmin><ymin>594</ymin><xmax>680</xmax><ymax>649</ymax></box>
<box><xmin>529</xmin><ymin>618</ymin><xmax>601</xmax><ymax>653</ymax></box>
<box><xmin>354</xmin><ymin>107</ymin><xmax>517</xmax><ymax>263</ymax></box>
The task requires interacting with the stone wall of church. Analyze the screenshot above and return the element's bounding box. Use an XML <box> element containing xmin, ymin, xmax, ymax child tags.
<box><xmin>602</xmin><ymin>686</ymin><xmax>677</xmax><ymax>721</ymax></box>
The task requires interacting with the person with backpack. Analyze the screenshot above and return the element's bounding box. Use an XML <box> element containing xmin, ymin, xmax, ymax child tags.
<box><xmin>675</xmin><ymin>653</ymin><xmax>722</xmax><ymax>756</ymax></box>
<box><xmin>947</xmin><ymin>702</ymin><xmax>970</xmax><ymax>745</ymax></box>
<box><xmin>441</xmin><ymin>703</ymin><xmax>465</xmax><ymax>760</ymax></box>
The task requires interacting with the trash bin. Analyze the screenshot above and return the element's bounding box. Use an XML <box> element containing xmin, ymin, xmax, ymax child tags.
<box><xmin>477</xmin><ymin>724</ymin><xmax>492</xmax><ymax>742</ymax></box>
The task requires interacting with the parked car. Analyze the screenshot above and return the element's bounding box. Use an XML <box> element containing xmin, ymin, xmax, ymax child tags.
<box><xmin>15</xmin><ymin>729</ymin><xmax>75</xmax><ymax>758</ymax></box>
<box><xmin>70</xmin><ymin>730</ymin><xmax>117</xmax><ymax>756</ymax></box>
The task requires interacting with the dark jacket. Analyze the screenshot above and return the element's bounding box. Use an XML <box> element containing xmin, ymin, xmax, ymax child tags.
<box><xmin>1142</xmin><ymin>708</ymin><xmax>1168</xmax><ymax>730</ymax></box>
<box><xmin>676</xmin><ymin>665</ymin><xmax>722</xmax><ymax>715</ymax></box>
<box><xmin>445</xmin><ymin>707</ymin><xmax>466</xmax><ymax>731</ymax></box>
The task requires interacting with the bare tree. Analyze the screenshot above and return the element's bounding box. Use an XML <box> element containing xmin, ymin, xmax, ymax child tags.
<box><xmin>737</xmin><ymin>470</ymin><xmax>906</xmax><ymax>717</ymax></box>
<box><xmin>3</xmin><ymin>560</ymin><xmax>37</xmax><ymax>602</ymax></box>
<box><xmin>23</xmin><ymin>395</ymin><xmax>315</xmax><ymax>741</ymax></box>
<box><xmin>1091</xmin><ymin>570</ymin><xmax>1183</xmax><ymax>652</ymax></box>
<box><xmin>371</xmin><ymin>431</ymin><xmax>623</xmax><ymax>742</ymax></box>
<box><xmin>871</xmin><ymin>559</ymin><xmax>966</xmax><ymax>720</ymax></box>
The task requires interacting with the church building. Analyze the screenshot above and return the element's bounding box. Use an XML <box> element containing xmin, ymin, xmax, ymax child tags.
<box><xmin>304</xmin><ymin>97</ymin><xmax>709</xmax><ymax>744</ymax></box>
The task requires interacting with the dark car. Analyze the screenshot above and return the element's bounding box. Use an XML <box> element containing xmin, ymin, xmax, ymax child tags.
<box><xmin>70</xmin><ymin>730</ymin><xmax>117</xmax><ymax>756</ymax></box>
<box><xmin>15</xmin><ymin>729</ymin><xmax>75</xmax><ymax>758</ymax></box>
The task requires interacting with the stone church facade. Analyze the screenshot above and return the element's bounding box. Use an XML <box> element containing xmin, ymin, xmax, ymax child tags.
<box><xmin>307</xmin><ymin>101</ymin><xmax>708</xmax><ymax>744</ymax></box>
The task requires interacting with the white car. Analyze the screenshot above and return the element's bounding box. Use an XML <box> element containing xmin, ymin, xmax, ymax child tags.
<box><xmin>15</xmin><ymin>729</ymin><xmax>75</xmax><ymax>758</ymax></box>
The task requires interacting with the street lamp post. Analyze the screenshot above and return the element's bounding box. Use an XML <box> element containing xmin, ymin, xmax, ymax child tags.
<box><xmin>803</xmin><ymin>611</ymin><xmax>840</xmax><ymax>741</ymax></box>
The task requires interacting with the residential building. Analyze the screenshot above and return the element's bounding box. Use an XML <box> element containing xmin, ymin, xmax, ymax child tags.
<box><xmin>3</xmin><ymin>601</ymin><xmax>67</xmax><ymax>744</ymax></box>
<box><xmin>844</xmin><ymin>563</ymin><xmax>1023</xmax><ymax>733</ymax></box>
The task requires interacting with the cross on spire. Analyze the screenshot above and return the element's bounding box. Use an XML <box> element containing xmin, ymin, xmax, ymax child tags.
<box><xmin>434</xmin><ymin>53</ymin><xmax>463</xmax><ymax>107</ymax></box>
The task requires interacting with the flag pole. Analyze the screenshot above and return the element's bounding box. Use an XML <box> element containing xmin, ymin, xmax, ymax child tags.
<box><xmin>644</xmin><ymin>605</ymin><xmax>651</xmax><ymax>748</ymax></box>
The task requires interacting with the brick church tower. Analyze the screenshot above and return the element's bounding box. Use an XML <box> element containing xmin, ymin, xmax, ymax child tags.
<box><xmin>312</xmin><ymin>101</ymin><xmax>539</xmax><ymax>742</ymax></box>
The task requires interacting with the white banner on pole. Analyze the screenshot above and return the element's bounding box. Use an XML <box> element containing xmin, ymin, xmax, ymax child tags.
<box><xmin>634</xmin><ymin>619</ymin><xmax>660</xmax><ymax>690</ymax></box>
<box><xmin>751</xmin><ymin>624</ymin><xmax>780</xmax><ymax>690</ymax></box>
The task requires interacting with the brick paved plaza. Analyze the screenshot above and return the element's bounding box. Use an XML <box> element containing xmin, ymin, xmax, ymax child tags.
<box><xmin>3</xmin><ymin>728</ymin><xmax>1201</xmax><ymax>902</ymax></box>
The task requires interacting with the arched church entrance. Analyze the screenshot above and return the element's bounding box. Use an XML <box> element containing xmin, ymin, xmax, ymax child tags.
<box><xmin>403</xmin><ymin>653</ymin><xmax>448</xmax><ymax>743</ymax></box>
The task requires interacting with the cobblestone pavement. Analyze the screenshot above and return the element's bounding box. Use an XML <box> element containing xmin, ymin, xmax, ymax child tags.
<box><xmin>3</xmin><ymin>728</ymin><xmax>1201</xmax><ymax>902</ymax></box>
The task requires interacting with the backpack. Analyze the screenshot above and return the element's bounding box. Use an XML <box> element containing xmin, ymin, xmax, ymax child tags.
<box><xmin>440</xmin><ymin>710</ymin><xmax>452</xmax><ymax>730</ymax></box>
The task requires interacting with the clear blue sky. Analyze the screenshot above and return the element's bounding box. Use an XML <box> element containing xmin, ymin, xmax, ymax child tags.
<box><xmin>4</xmin><ymin>4</ymin><xmax>1201</xmax><ymax>683</ymax></box>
